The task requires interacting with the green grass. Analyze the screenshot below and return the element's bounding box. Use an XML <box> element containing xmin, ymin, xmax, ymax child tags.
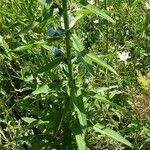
<box><xmin>0</xmin><ymin>0</ymin><xmax>150</xmax><ymax>149</ymax></box>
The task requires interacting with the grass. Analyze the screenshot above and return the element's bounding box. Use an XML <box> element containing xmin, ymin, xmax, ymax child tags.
<box><xmin>0</xmin><ymin>0</ymin><xmax>150</xmax><ymax>149</ymax></box>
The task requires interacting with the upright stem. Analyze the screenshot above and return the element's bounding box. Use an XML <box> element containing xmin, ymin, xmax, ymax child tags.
<box><xmin>61</xmin><ymin>0</ymin><xmax>74</xmax><ymax>148</ymax></box>
<box><xmin>62</xmin><ymin>0</ymin><xmax>72</xmax><ymax>82</ymax></box>
<box><xmin>104</xmin><ymin>0</ymin><xmax>108</xmax><ymax>53</ymax></box>
<box><xmin>104</xmin><ymin>0</ymin><xmax>110</xmax><ymax>97</ymax></box>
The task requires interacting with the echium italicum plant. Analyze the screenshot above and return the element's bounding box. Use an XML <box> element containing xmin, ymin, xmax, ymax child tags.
<box><xmin>0</xmin><ymin>0</ymin><xmax>134</xmax><ymax>149</ymax></box>
<box><xmin>34</xmin><ymin>0</ymin><xmax>132</xmax><ymax>149</ymax></box>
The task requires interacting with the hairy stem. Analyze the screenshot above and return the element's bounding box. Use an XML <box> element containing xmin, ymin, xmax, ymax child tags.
<box><xmin>62</xmin><ymin>0</ymin><xmax>72</xmax><ymax>81</ymax></box>
<box><xmin>61</xmin><ymin>0</ymin><xmax>74</xmax><ymax>148</ymax></box>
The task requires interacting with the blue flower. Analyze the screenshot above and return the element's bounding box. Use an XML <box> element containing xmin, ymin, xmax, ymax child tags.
<box><xmin>48</xmin><ymin>28</ymin><xmax>63</xmax><ymax>36</ymax></box>
<box><xmin>53</xmin><ymin>47</ymin><xmax>62</xmax><ymax>57</ymax></box>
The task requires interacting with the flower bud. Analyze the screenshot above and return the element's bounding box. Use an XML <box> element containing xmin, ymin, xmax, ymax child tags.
<box><xmin>48</xmin><ymin>28</ymin><xmax>63</xmax><ymax>36</ymax></box>
<box><xmin>53</xmin><ymin>47</ymin><xmax>62</xmax><ymax>57</ymax></box>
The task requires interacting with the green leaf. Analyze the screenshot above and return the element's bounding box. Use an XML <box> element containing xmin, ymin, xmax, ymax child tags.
<box><xmin>22</xmin><ymin>117</ymin><xmax>49</xmax><ymax>127</ymax></box>
<box><xmin>71</xmin><ymin>34</ymin><xmax>84</xmax><ymax>52</ymax></box>
<box><xmin>22</xmin><ymin>117</ymin><xmax>36</xmax><ymax>124</ymax></box>
<box><xmin>93</xmin><ymin>123</ymin><xmax>133</xmax><ymax>148</ymax></box>
<box><xmin>75</xmin><ymin>133</ymin><xmax>87</xmax><ymax>150</ymax></box>
<box><xmin>76</xmin><ymin>5</ymin><xmax>115</xmax><ymax>23</ymax></box>
<box><xmin>35</xmin><ymin>57</ymin><xmax>63</xmax><ymax>74</ymax></box>
<box><xmin>74</xmin><ymin>120</ymin><xmax>87</xmax><ymax>150</ymax></box>
<box><xmin>23</xmin><ymin>84</ymin><xmax>50</xmax><ymax>100</ymax></box>
<box><xmin>92</xmin><ymin>95</ymin><xmax>122</xmax><ymax>109</ymax></box>
<box><xmin>71</xmin><ymin>34</ymin><xmax>117</xmax><ymax>75</ymax></box>
<box><xmin>81</xmin><ymin>57</ymin><xmax>94</xmax><ymax>75</ymax></box>
<box><xmin>75</xmin><ymin>9</ymin><xmax>93</xmax><ymax>15</ymax></box>
<box><xmin>74</xmin><ymin>94</ymin><xmax>87</xmax><ymax>128</ymax></box>
<box><xmin>24</xmin><ymin>75</ymin><xmax>34</xmax><ymax>82</ymax></box>
<box><xmin>13</xmin><ymin>40</ymin><xmax>47</xmax><ymax>52</ymax></box>
<box><xmin>72</xmin><ymin>89</ymin><xmax>87</xmax><ymax>150</ymax></box>
<box><xmin>71</xmin><ymin>33</ymin><xmax>94</xmax><ymax>75</ymax></box>
<box><xmin>69</xmin><ymin>14</ymin><xmax>85</xmax><ymax>29</ymax></box>
<box><xmin>86</xmin><ymin>4</ymin><xmax>116</xmax><ymax>23</ymax></box>
<box><xmin>24</xmin><ymin>57</ymin><xmax>63</xmax><ymax>82</ymax></box>
<box><xmin>32</xmin><ymin>84</ymin><xmax>50</xmax><ymax>95</ymax></box>
<box><xmin>74</xmin><ymin>102</ymin><xmax>87</xmax><ymax>128</ymax></box>
<box><xmin>86</xmin><ymin>53</ymin><xmax>118</xmax><ymax>76</ymax></box>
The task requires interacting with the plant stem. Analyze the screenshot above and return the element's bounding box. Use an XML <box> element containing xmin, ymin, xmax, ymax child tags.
<box><xmin>61</xmin><ymin>0</ymin><xmax>74</xmax><ymax>148</ymax></box>
<box><xmin>62</xmin><ymin>0</ymin><xmax>72</xmax><ymax>81</ymax></box>
<box><xmin>104</xmin><ymin>0</ymin><xmax>110</xmax><ymax>97</ymax></box>
<box><xmin>104</xmin><ymin>0</ymin><xmax>108</xmax><ymax>53</ymax></box>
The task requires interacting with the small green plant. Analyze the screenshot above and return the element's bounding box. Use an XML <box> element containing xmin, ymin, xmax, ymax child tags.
<box><xmin>137</xmin><ymin>71</ymin><xmax>150</xmax><ymax>91</ymax></box>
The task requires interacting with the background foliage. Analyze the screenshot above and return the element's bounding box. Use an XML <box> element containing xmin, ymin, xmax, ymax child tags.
<box><xmin>0</xmin><ymin>0</ymin><xmax>150</xmax><ymax>149</ymax></box>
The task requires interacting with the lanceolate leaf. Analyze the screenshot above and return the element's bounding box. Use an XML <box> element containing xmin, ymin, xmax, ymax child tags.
<box><xmin>13</xmin><ymin>38</ymin><xmax>62</xmax><ymax>52</ymax></box>
<box><xmin>35</xmin><ymin>57</ymin><xmax>63</xmax><ymax>74</ymax></box>
<box><xmin>93</xmin><ymin>123</ymin><xmax>133</xmax><ymax>148</ymax></box>
<box><xmin>81</xmin><ymin>57</ymin><xmax>94</xmax><ymax>75</ymax></box>
<box><xmin>22</xmin><ymin>117</ymin><xmax>49</xmax><ymax>126</ymax></box>
<box><xmin>24</xmin><ymin>57</ymin><xmax>63</xmax><ymax>82</ymax></box>
<box><xmin>22</xmin><ymin>117</ymin><xmax>36</xmax><ymax>124</ymax></box>
<box><xmin>75</xmin><ymin>9</ymin><xmax>93</xmax><ymax>15</ymax></box>
<box><xmin>86</xmin><ymin>4</ymin><xmax>115</xmax><ymax>23</ymax></box>
<box><xmin>74</xmin><ymin>88</ymin><xmax>87</xmax><ymax>130</ymax></box>
<box><xmin>75</xmin><ymin>133</ymin><xmax>86</xmax><ymax>150</ymax></box>
<box><xmin>71</xmin><ymin>33</ymin><xmax>94</xmax><ymax>74</ymax></box>
<box><xmin>69</xmin><ymin>14</ymin><xmax>85</xmax><ymax>29</ymax></box>
<box><xmin>71</xmin><ymin>35</ymin><xmax>118</xmax><ymax>76</ymax></box>
<box><xmin>76</xmin><ymin>4</ymin><xmax>116</xmax><ymax>23</ymax></box>
<box><xmin>32</xmin><ymin>84</ymin><xmax>50</xmax><ymax>95</ymax></box>
<box><xmin>74</xmin><ymin>98</ymin><xmax>87</xmax><ymax>128</ymax></box>
<box><xmin>74</xmin><ymin>120</ymin><xmax>87</xmax><ymax>150</ymax></box>
<box><xmin>13</xmin><ymin>40</ymin><xmax>47</xmax><ymax>52</ymax></box>
<box><xmin>71</xmin><ymin>34</ymin><xmax>84</xmax><ymax>52</ymax></box>
<box><xmin>73</xmin><ymin>89</ymin><xmax>87</xmax><ymax>150</ymax></box>
<box><xmin>86</xmin><ymin>53</ymin><xmax>118</xmax><ymax>76</ymax></box>
<box><xmin>92</xmin><ymin>95</ymin><xmax>122</xmax><ymax>109</ymax></box>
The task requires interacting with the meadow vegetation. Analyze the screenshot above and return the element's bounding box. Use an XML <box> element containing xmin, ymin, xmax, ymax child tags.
<box><xmin>0</xmin><ymin>0</ymin><xmax>150</xmax><ymax>149</ymax></box>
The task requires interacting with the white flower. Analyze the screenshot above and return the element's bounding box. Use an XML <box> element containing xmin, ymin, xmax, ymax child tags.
<box><xmin>117</xmin><ymin>51</ymin><xmax>131</xmax><ymax>65</ymax></box>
